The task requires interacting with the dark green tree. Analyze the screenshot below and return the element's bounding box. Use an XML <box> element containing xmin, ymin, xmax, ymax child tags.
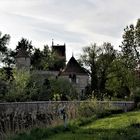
<box><xmin>80</xmin><ymin>44</ymin><xmax>99</xmax><ymax>93</ymax></box>
<box><xmin>120</xmin><ymin>24</ymin><xmax>136</xmax><ymax>68</ymax></box>
<box><xmin>135</xmin><ymin>19</ymin><xmax>140</xmax><ymax>60</ymax></box>
<box><xmin>0</xmin><ymin>32</ymin><xmax>10</xmax><ymax>64</ymax></box>
<box><xmin>0</xmin><ymin>32</ymin><xmax>10</xmax><ymax>53</ymax></box>
<box><xmin>31</xmin><ymin>45</ymin><xmax>52</xmax><ymax>70</ymax></box>
<box><xmin>80</xmin><ymin>43</ymin><xmax>117</xmax><ymax>99</ymax></box>
<box><xmin>16</xmin><ymin>38</ymin><xmax>33</xmax><ymax>55</ymax></box>
<box><xmin>31</xmin><ymin>48</ymin><xmax>44</xmax><ymax>70</ymax></box>
<box><xmin>97</xmin><ymin>43</ymin><xmax>116</xmax><ymax>98</ymax></box>
<box><xmin>120</xmin><ymin>19</ymin><xmax>140</xmax><ymax>69</ymax></box>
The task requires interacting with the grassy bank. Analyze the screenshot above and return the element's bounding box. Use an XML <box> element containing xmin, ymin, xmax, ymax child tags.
<box><xmin>10</xmin><ymin>111</ymin><xmax>140</xmax><ymax>140</ymax></box>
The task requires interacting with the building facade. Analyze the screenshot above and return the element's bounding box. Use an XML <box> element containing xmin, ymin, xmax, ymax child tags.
<box><xmin>15</xmin><ymin>43</ymin><xmax>89</xmax><ymax>96</ymax></box>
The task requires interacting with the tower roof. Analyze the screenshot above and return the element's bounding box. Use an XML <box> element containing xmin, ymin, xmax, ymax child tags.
<box><xmin>62</xmin><ymin>56</ymin><xmax>88</xmax><ymax>75</ymax></box>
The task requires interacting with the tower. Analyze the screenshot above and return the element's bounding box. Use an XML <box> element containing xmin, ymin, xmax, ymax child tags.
<box><xmin>15</xmin><ymin>47</ymin><xmax>30</xmax><ymax>70</ymax></box>
<box><xmin>51</xmin><ymin>40</ymin><xmax>66</xmax><ymax>69</ymax></box>
<box><xmin>52</xmin><ymin>41</ymin><xmax>66</xmax><ymax>60</ymax></box>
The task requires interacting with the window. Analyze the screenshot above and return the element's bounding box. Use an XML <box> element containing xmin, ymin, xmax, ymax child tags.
<box><xmin>72</xmin><ymin>74</ymin><xmax>76</xmax><ymax>83</ymax></box>
<box><xmin>69</xmin><ymin>74</ymin><xmax>77</xmax><ymax>83</ymax></box>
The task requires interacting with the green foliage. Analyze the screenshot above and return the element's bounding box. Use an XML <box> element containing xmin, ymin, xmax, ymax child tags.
<box><xmin>106</xmin><ymin>58</ymin><xmax>138</xmax><ymax>99</ymax></box>
<box><xmin>5</xmin><ymin>69</ymin><xmax>30</xmax><ymax>101</ymax></box>
<box><xmin>16</xmin><ymin>38</ymin><xmax>33</xmax><ymax>55</ymax></box>
<box><xmin>120</xmin><ymin>19</ymin><xmax>140</xmax><ymax>69</ymax></box>
<box><xmin>0</xmin><ymin>32</ymin><xmax>10</xmax><ymax>54</ymax></box>
<box><xmin>132</xmin><ymin>88</ymin><xmax>140</xmax><ymax>107</ymax></box>
<box><xmin>50</xmin><ymin>78</ymin><xmax>78</xmax><ymax>101</ymax></box>
<box><xmin>3</xmin><ymin>69</ymin><xmax>77</xmax><ymax>101</ymax></box>
<box><xmin>78</xmin><ymin>99</ymin><xmax>122</xmax><ymax>119</ymax></box>
<box><xmin>31</xmin><ymin>45</ymin><xmax>65</xmax><ymax>71</ymax></box>
<box><xmin>80</xmin><ymin>42</ymin><xmax>117</xmax><ymax>99</ymax></box>
<box><xmin>49</xmin><ymin>53</ymin><xmax>66</xmax><ymax>71</ymax></box>
<box><xmin>0</xmin><ymin>80</ymin><xmax>8</xmax><ymax>101</ymax></box>
<box><xmin>10</xmin><ymin>111</ymin><xmax>140</xmax><ymax>140</ymax></box>
<box><xmin>81</xmin><ymin>43</ymin><xmax>99</xmax><ymax>93</ymax></box>
<box><xmin>10</xmin><ymin>126</ymin><xmax>68</xmax><ymax>140</ymax></box>
<box><xmin>31</xmin><ymin>45</ymin><xmax>52</xmax><ymax>70</ymax></box>
<box><xmin>0</xmin><ymin>31</ymin><xmax>11</xmax><ymax>67</ymax></box>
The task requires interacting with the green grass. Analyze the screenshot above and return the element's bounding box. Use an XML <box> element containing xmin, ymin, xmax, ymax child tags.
<box><xmin>11</xmin><ymin>111</ymin><xmax>140</xmax><ymax>140</ymax></box>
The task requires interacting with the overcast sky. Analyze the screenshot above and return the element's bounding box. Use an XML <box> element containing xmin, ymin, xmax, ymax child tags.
<box><xmin>0</xmin><ymin>0</ymin><xmax>140</xmax><ymax>61</ymax></box>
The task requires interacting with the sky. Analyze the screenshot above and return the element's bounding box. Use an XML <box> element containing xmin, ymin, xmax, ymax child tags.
<box><xmin>0</xmin><ymin>0</ymin><xmax>140</xmax><ymax>61</ymax></box>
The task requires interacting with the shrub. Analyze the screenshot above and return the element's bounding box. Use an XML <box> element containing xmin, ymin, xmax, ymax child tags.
<box><xmin>132</xmin><ymin>88</ymin><xmax>140</xmax><ymax>108</ymax></box>
<box><xmin>78</xmin><ymin>100</ymin><xmax>123</xmax><ymax>118</ymax></box>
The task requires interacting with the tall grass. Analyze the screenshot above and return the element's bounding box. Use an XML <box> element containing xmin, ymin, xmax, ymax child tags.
<box><xmin>10</xmin><ymin>111</ymin><xmax>140</xmax><ymax>140</ymax></box>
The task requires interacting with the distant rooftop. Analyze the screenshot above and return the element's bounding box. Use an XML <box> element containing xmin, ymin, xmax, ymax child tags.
<box><xmin>62</xmin><ymin>56</ymin><xmax>88</xmax><ymax>75</ymax></box>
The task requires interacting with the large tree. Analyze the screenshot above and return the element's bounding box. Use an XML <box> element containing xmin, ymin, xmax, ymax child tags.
<box><xmin>31</xmin><ymin>44</ymin><xmax>65</xmax><ymax>71</ymax></box>
<box><xmin>80</xmin><ymin>43</ymin><xmax>116</xmax><ymax>99</ymax></box>
<box><xmin>16</xmin><ymin>38</ymin><xmax>33</xmax><ymax>55</ymax></box>
<box><xmin>81</xmin><ymin>43</ymin><xmax>99</xmax><ymax>93</ymax></box>
<box><xmin>120</xmin><ymin>19</ymin><xmax>140</xmax><ymax>69</ymax></box>
<box><xmin>96</xmin><ymin>43</ymin><xmax>116</xmax><ymax>97</ymax></box>
<box><xmin>106</xmin><ymin>56</ymin><xmax>138</xmax><ymax>99</ymax></box>
<box><xmin>0</xmin><ymin>32</ymin><xmax>10</xmax><ymax>64</ymax></box>
<box><xmin>31</xmin><ymin>45</ymin><xmax>52</xmax><ymax>70</ymax></box>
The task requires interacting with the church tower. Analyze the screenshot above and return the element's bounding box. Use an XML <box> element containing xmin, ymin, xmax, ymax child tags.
<box><xmin>51</xmin><ymin>40</ymin><xmax>66</xmax><ymax>69</ymax></box>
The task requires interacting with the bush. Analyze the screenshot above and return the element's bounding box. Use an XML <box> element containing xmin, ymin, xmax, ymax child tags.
<box><xmin>132</xmin><ymin>88</ymin><xmax>140</xmax><ymax>108</ymax></box>
<box><xmin>78</xmin><ymin>100</ymin><xmax>123</xmax><ymax>118</ymax></box>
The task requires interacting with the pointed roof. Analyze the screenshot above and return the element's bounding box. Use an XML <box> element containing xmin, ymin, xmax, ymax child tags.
<box><xmin>62</xmin><ymin>56</ymin><xmax>88</xmax><ymax>75</ymax></box>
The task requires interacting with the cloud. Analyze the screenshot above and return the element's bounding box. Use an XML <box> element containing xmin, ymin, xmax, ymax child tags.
<box><xmin>0</xmin><ymin>0</ymin><xmax>140</xmax><ymax>60</ymax></box>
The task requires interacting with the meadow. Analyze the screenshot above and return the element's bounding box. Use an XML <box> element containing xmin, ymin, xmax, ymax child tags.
<box><xmin>10</xmin><ymin>110</ymin><xmax>140</xmax><ymax>140</ymax></box>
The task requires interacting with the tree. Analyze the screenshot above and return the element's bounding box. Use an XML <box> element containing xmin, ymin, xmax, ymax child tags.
<box><xmin>96</xmin><ymin>43</ymin><xmax>116</xmax><ymax>98</ymax></box>
<box><xmin>135</xmin><ymin>19</ymin><xmax>140</xmax><ymax>60</ymax></box>
<box><xmin>80</xmin><ymin>44</ymin><xmax>99</xmax><ymax>93</ymax></box>
<box><xmin>120</xmin><ymin>24</ymin><xmax>136</xmax><ymax>69</ymax></box>
<box><xmin>31</xmin><ymin>44</ymin><xmax>65</xmax><ymax>71</ymax></box>
<box><xmin>5</xmin><ymin>69</ymin><xmax>30</xmax><ymax>102</ymax></box>
<box><xmin>49</xmin><ymin>53</ymin><xmax>65</xmax><ymax>71</ymax></box>
<box><xmin>2</xmin><ymin>49</ymin><xmax>15</xmax><ymax>67</ymax></box>
<box><xmin>31</xmin><ymin>45</ymin><xmax>52</xmax><ymax>70</ymax></box>
<box><xmin>117</xmin><ymin>19</ymin><xmax>140</xmax><ymax>98</ymax></box>
<box><xmin>105</xmin><ymin>57</ymin><xmax>137</xmax><ymax>99</ymax></box>
<box><xmin>50</xmin><ymin>78</ymin><xmax>78</xmax><ymax>101</ymax></box>
<box><xmin>120</xmin><ymin>19</ymin><xmax>140</xmax><ymax>69</ymax></box>
<box><xmin>0</xmin><ymin>32</ymin><xmax>10</xmax><ymax>64</ymax></box>
<box><xmin>16</xmin><ymin>38</ymin><xmax>33</xmax><ymax>55</ymax></box>
<box><xmin>31</xmin><ymin>48</ymin><xmax>44</xmax><ymax>70</ymax></box>
<box><xmin>80</xmin><ymin>43</ymin><xmax>116</xmax><ymax>99</ymax></box>
<box><xmin>0</xmin><ymin>32</ymin><xmax>10</xmax><ymax>53</ymax></box>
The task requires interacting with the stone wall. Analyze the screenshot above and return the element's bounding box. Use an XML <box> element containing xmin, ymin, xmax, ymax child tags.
<box><xmin>76</xmin><ymin>75</ymin><xmax>89</xmax><ymax>92</ymax></box>
<box><xmin>0</xmin><ymin>101</ymin><xmax>134</xmax><ymax>134</ymax></box>
<box><xmin>61</xmin><ymin>75</ymin><xmax>89</xmax><ymax>93</ymax></box>
<box><xmin>0</xmin><ymin>101</ymin><xmax>78</xmax><ymax>134</ymax></box>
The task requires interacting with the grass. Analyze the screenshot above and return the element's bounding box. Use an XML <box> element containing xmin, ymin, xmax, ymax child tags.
<box><xmin>10</xmin><ymin>111</ymin><xmax>140</xmax><ymax>140</ymax></box>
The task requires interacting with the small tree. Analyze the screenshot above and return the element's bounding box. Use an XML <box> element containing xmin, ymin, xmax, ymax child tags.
<box><xmin>50</xmin><ymin>78</ymin><xmax>78</xmax><ymax>101</ymax></box>
<box><xmin>5</xmin><ymin>69</ymin><xmax>30</xmax><ymax>102</ymax></box>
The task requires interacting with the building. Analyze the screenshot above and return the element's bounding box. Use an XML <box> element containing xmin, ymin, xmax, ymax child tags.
<box><xmin>15</xmin><ymin>43</ymin><xmax>89</xmax><ymax>96</ymax></box>
<box><xmin>15</xmin><ymin>47</ymin><xmax>30</xmax><ymax>70</ymax></box>
<box><xmin>61</xmin><ymin>56</ymin><xmax>89</xmax><ymax>94</ymax></box>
